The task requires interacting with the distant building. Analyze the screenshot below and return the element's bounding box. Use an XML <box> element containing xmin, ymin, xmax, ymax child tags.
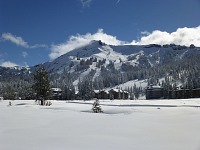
<box><xmin>169</xmin><ymin>88</ymin><xmax>200</xmax><ymax>99</ymax></box>
<box><xmin>94</xmin><ymin>89</ymin><xmax>129</xmax><ymax>100</ymax></box>
<box><xmin>191</xmin><ymin>88</ymin><xmax>200</xmax><ymax>98</ymax></box>
<box><xmin>109</xmin><ymin>89</ymin><xmax>129</xmax><ymax>100</ymax></box>
<box><xmin>146</xmin><ymin>85</ymin><xmax>164</xmax><ymax>100</ymax></box>
<box><xmin>51</xmin><ymin>88</ymin><xmax>62</xmax><ymax>100</ymax></box>
<box><xmin>123</xmin><ymin>91</ymin><xmax>129</xmax><ymax>99</ymax></box>
<box><xmin>94</xmin><ymin>90</ymin><xmax>109</xmax><ymax>99</ymax></box>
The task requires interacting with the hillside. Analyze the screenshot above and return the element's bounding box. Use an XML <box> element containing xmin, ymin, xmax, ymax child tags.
<box><xmin>0</xmin><ymin>40</ymin><xmax>200</xmax><ymax>99</ymax></box>
<box><xmin>42</xmin><ymin>41</ymin><xmax>200</xmax><ymax>93</ymax></box>
<box><xmin>43</xmin><ymin>41</ymin><xmax>196</xmax><ymax>73</ymax></box>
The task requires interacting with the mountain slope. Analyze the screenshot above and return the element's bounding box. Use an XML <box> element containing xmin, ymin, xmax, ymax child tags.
<box><xmin>42</xmin><ymin>41</ymin><xmax>198</xmax><ymax>76</ymax></box>
<box><xmin>43</xmin><ymin>41</ymin><xmax>199</xmax><ymax>73</ymax></box>
<box><xmin>33</xmin><ymin>40</ymin><xmax>199</xmax><ymax>93</ymax></box>
<box><xmin>1</xmin><ymin>40</ymin><xmax>200</xmax><ymax>99</ymax></box>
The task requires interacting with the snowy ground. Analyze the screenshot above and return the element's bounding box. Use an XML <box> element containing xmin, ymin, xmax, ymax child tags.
<box><xmin>1</xmin><ymin>99</ymin><xmax>200</xmax><ymax>150</ymax></box>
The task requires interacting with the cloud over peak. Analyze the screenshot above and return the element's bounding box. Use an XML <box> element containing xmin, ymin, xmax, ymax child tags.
<box><xmin>131</xmin><ymin>26</ymin><xmax>200</xmax><ymax>46</ymax></box>
<box><xmin>50</xmin><ymin>26</ymin><xmax>200</xmax><ymax>60</ymax></box>
<box><xmin>49</xmin><ymin>29</ymin><xmax>126</xmax><ymax>60</ymax></box>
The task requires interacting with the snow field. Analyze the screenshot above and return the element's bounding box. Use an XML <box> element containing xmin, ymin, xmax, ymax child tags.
<box><xmin>0</xmin><ymin>99</ymin><xmax>200</xmax><ymax>150</ymax></box>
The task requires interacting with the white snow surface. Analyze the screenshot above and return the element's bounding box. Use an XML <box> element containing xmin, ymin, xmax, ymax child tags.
<box><xmin>106</xmin><ymin>79</ymin><xmax>148</xmax><ymax>91</ymax></box>
<box><xmin>1</xmin><ymin>99</ymin><xmax>200</xmax><ymax>150</ymax></box>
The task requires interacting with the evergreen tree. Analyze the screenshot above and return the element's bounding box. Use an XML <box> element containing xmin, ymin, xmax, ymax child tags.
<box><xmin>33</xmin><ymin>65</ymin><xmax>51</xmax><ymax>105</ymax></box>
<box><xmin>133</xmin><ymin>84</ymin><xmax>140</xmax><ymax>99</ymax></box>
<box><xmin>78</xmin><ymin>77</ymin><xmax>94</xmax><ymax>100</ymax></box>
<box><xmin>92</xmin><ymin>99</ymin><xmax>103</xmax><ymax>113</ymax></box>
<box><xmin>3</xmin><ymin>86</ymin><xmax>15</xmax><ymax>100</ymax></box>
<box><xmin>63</xmin><ymin>83</ymin><xmax>76</xmax><ymax>100</ymax></box>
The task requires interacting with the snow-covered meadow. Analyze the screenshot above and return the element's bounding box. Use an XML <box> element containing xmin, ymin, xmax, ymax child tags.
<box><xmin>1</xmin><ymin>99</ymin><xmax>200</xmax><ymax>150</ymax></box>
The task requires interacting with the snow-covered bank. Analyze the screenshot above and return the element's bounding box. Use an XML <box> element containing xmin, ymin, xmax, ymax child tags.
<box><xmin>0</xmin><ymin>99</ymin><xmax>200</xmax><ymax>150</ymax></box>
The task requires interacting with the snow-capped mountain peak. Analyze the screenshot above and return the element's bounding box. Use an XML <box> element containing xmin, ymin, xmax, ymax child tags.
<box><xmin>41</xmin><ymin>41</ymin><xmax>200</xmax><ymax>74</ymax></box>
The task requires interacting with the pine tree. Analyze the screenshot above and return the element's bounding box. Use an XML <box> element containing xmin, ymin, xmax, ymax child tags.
<box><xmin>3</xmin><ymin>86</ymin><xmax>15</xmax><ymax>100</ymax></box>
<box><xmin>92</xmin><ymin>99</ymin><xmax>103</xmax><ymax>113</ymax></box>
<box><xmin>78</xmin><ymin>78</ymin><xmax>94</xmax><ymax>100</ymax></box>
<box><xmin>33</xmin><ymin>65</ymin><xmax>51</xmax><ymax>105</ymax></box>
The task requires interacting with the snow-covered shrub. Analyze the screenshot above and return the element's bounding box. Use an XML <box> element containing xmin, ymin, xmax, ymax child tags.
<box><xmin>92</xmin><ymin>99</ymin><xmax>103</xmax><ymax>113</ymax></box>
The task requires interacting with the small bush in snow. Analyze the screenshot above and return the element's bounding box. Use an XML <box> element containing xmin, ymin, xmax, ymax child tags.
<box><xmin>92</xmin><ymin>99</ymin><xmax>103</xmax><ymax>113</ymax></box>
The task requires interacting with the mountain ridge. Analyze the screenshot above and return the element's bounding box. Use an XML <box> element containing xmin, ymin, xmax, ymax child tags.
<box><xmin>1</xmin><ymin>40</ymin><xmax>199</xmax><ymax>82</ymax></box>
<box><xmin>1</xmin><ymin>40</ymin><xmax>200</xmax><ymax>99</ymax></box>
<box><xmin>42</xmin><ymin>40</ymin><xmax>198</xmax><ymax>73</ymax></box>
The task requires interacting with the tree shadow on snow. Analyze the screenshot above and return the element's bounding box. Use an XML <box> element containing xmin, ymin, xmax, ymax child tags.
<box><xmin>67</xmin><ymin>101</ymin><xmax>200</xmax><ymax>108</ymax></box>
<box><xmin>15</xmin><ymin>103</ymin><xmax>29</xmax><ymax>106</ymax></box>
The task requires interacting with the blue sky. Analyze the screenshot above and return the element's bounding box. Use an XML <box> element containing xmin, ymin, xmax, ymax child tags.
<box><xmin>0</xmin><ymin>0</ymin><xmax>200</xmax><ymax>67</ymax></box>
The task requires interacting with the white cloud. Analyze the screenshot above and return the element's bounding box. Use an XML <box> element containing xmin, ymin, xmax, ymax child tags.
<box><xmin>29</xmin><ymin>44</ymin><xmax>47</xmax><ymax>48</ymax></box>
<box><xmin>1</xmin><ymin>33</ymin><xmax>29</xmax><ymax>48</ymax></box>
<box><xmin>50</xmin><ymin>26</ymin><xmax>200</xmax><ymax>60</ymax></box>
<box><xmin>131</xmin><ymin>26</ymin><xmax>200</xmax><ymax>46</ymax></box>
<box><xmin>0</xmin><ymin>61</ymin><xmax>18</xmax><ymax>68</ymax></box>
<box><xmin>80</xmin><ymin>0</ymin><xmax>92</xmax><ymax>8</ymax></box>
<box><xmin>49</xmin><ymin>29</ymin><xmax>126</xmax><ymax>60</ymax></box>
<box><xmin>1</xmin><ymin>33</ymin><xmax>47</xmax><ymax>48</ymax></box>
<box><xmin>22</xmin><ymin>51</ymin><xmax>28</xmax><ymax>58</ymax></box>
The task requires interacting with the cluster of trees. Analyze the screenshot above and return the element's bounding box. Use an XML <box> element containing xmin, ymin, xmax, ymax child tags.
<box><xmin>0</xmin><ymin>65</ymin><xmax>51</xmax><ymax>105</ymax></box>
<box><xmin>0</xmin><ymin>74</ymin><xmax>34</xmax><ymax>100</ymax></box>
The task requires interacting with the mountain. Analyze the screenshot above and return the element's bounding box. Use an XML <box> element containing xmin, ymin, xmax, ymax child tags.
<box><xmin>2</xmin><ymin>40</ymin><xmax>200</xmax><ymax>84</ymax></box>
<box><xmin>42</xmin><ymin>41</ymin><xmax>198</xmax><ymax>73</ymax></box>
<box><xmin>0</xmin><ymin>66</ymin><xmax>31</xmax><ymax>79</ymax></box>
<box><xmin>35</xmin><ymin>40</ymin><xmax>199</xmax><ymax>89</ymax></box>
<box><xmin>2</xmin><ymin>40</ymin><xmax>198</xmax><ymax>76</ymax></box>
<box><xmin>1</xmin><ymin>40</ymin><xmax>200</xmax><ymax>100</ymax></box>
